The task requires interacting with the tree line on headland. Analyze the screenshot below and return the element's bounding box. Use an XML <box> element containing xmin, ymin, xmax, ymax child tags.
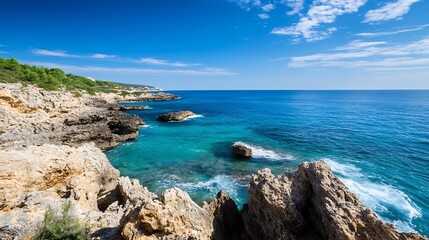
<box><xmin>0</xmin><ymin>57</ymin><xmax>154</xmax><ymax>95</ymax></box>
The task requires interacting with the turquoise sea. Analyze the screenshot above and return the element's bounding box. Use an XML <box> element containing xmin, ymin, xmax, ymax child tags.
<box><xmin>106</xmin><ymin>90</ymin><xmax>429</xmax><ymax>236</ymax></box>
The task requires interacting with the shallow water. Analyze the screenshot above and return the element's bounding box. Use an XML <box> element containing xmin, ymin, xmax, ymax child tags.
<box><xmin>106</xmin><ymin>90</ymin><xmax>429</xmax><ymax>236</ymax></box>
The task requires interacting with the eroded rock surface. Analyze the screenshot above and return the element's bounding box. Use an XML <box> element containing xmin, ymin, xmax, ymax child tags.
<box><xmin>242</xmin><ymin>160</ymin><xmax>427</xmax><ymax>240</ymax></box>
<box><xmin>157</xmin><ymin>110</ymin><xmax>195</xmax><ymax>122</ymax></box>
<box><xmin>0</xmin><ymin>83</ymin><xmax>157</xmax><ymax>150</ymax></box>
<box><xmin>0</xmin><ymin>143</ymin><xmax>119</xmax><ymax>239</ymax></box>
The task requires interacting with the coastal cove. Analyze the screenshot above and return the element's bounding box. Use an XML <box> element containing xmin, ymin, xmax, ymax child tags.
<box><xmin>107</xmin><ymin>90</ymin><xmax>429</xmax><ymax>236</ymax></box>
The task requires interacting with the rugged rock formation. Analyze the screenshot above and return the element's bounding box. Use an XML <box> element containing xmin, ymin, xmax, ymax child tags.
<box><xmin>82</xmin><ymin>91</ymin><xmax>178</xmax><ymax>104</ymax></box>
<box><xmin>157</xmin><ymin>110</ymin><xmax>195</xmax><ymax>122</ymax></box>
<box><xmin>0</xmin><ymin>83</ymin><xmax>154</xmax><ymax>150</ymax></box>
<box><xmin>242</xmin><ymin>160</ymin><xmax>427</xmax><ymax>240</ymax></box>
<box><xmin>119</xmin><ymin>189</ymin><xmax>245</xmax><ymax>240</ymax></box>
<box><xmin>0</xmin><ymin>143</ymin><xmax>244</xmax><ymax>240</ymax></box>
<box><xmin>232</xmin><ymin>142</ymin><xmax>252</xmax><ymax>158</ymax></box>
<box><xmin>0</xmin><ymin>143</ymin><xmax>120</xmax><ymax>239</ymax></box>
<box><xmin>109</xmin><ymin>105</ymin><xmax>148</xmax><ymax>111</ymax></box>
<box><xmin>1</xmin><ymin>83</ymin><xmax>428</xmax><ymax>240</ymax></box>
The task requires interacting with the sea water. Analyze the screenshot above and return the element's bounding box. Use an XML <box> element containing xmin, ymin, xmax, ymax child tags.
<box><xmin>106</xmin><ymin>90</ymin><xmax>429</xmax><ymax>236</ymax></box>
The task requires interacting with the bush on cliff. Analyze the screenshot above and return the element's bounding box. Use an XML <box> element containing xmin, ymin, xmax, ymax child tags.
<box><xmin>33</xmin><ymin>202</ymin><xmax>89</xmax><ymax>240</ymax></box>
<box><xmin>0</xmin><ymin>56</ymin><xmax>156</xmax><ymax>94</ymax></box>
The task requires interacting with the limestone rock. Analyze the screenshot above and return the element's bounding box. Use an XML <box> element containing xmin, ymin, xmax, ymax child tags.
<box><xmin>0</xmin><ymin>83</ymin><xmax>150</xmax><ymax>150</ymax></box>
<box><xmin>157</xmin><ymin>110</ymin><xmax>195</xmax><ymax>122</ymax></box>
<box><xmin>120</xmin><ymin>188</ymin><xmax>213</xmax><ymax>240</ymax></box>
<box><xmin>109</xmin><ymin>105</ymin><xmax>148</xmax><ymax>111</ymax></box>
<box><xmin>0</xmin><ymin>143</ymin><xmax>119</xmax><ymax>238</ymax></box>
<box><xmin>242</xmin><ymin>160</ymin><xmax>428</xmax><ymax>240</ymax></box>
<box><xmin>204</xmin><ymin>191</ymin><xmax>245</xmax><ymax>240</ymax></box>
<box><xmin>232</xmin><ymin>142</ymin><xmax>252</xmax><ymax>158</ymax></box>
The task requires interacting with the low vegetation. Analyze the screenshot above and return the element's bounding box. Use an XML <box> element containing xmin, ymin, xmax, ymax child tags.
<box><xmin>33</xmin><ymin>202</ymin><xmax>89</xmax><ymax>240</ymax></box>
<box><xmin>0</xmin><ymin>56</ymin><xmax>156</xmax><ymax>95</ymax></box>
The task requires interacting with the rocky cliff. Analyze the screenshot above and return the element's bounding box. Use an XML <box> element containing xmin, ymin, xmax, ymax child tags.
<box><xmin>0</xmin><ymin>83</ymin><xmax>176</xmax><ymax>150</ymax></box>
<box><xmin>242</xmin><ymin>161</ymin><xmax>426</xmax><ymax>240</ymax></box>
<box><xmin>0</xmin><ymin>83</ymin><xmax>427</xmax><ymax>240</ymax></box>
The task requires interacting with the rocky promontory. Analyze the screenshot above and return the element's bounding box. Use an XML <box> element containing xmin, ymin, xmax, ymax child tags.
<box><xmin>0</xmin><ymin>83</ymin><xmax>177</xmax><ymax>150</ymax></box>
<box><xmin>243</xmin><ymin>161</ymin><xmax>426</xmax><ymax>240</ymax></box>
<box><xmin>0</xmin><ymin>83</ymin><xmax>427</xmax><ymax>240</ymax></box>
<box><xmin>157</xmin><ymin>110</ymin><xmax>195</xmax><ymax>122</ymax></box>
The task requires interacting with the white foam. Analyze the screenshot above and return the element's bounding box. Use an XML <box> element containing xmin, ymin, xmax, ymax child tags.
<box><xmin>171</xmin><ymin>114</ymin><xmax>204</xmax><ymax>122</ymax></box>
<box><xmin>140</xmin><ymin>124</ymin><xmax>157</xmax><ymax>129</ymax></box>
<box><xmin>177</xmin><ymin>175</ymin><xmax>246</xmax><ymax>192</ymax></box>
<box><xmin>234</xmin><ymin>141</ymin><xmax>295</xmax><ymax>160</ymax></box>
<box><xmin>145</xmin><ymin>106</ymin><xmax>153</xmax><ymax>109</ymax></box>
<box><xmin>323</xmin><ymin>158</ymin><xmax>421</xmax><ymax>232</ymax></box>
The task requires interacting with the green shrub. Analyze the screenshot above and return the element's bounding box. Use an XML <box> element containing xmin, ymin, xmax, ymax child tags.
<box><xmin>33</xmin><ymin>202</ymin><xmax>89</xmax><ymax>240</ymax></box>
<box><xmin>0</xmin><ymin>56</ymin><xmax>156</xmax><ymax>94</ymax></box>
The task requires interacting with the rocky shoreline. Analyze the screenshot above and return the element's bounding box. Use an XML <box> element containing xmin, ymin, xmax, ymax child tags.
<box><xmin>0</xmin><ymin>83</ymin><xmax>427</xmax><ymax>240</ymax></box>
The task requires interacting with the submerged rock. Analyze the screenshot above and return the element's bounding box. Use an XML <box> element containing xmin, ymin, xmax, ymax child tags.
<box><xmin>232</xmin><ymin>142</ymin><xmax>252</xmax><ymax>158</ymax></box>
<box><xmin>157</xmin><ymin>110</ymin><xmax>195</xmax><ymax>122</ymax></box>
<box><xmin>242</xmin><ymin>160</ymin><xmax>427</xmax><ymax>240</ymax></box>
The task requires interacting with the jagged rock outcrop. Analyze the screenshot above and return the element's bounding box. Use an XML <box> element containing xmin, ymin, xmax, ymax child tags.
<box><xmin>232</xmin><ymin>142</ymin><xmax>252</xmax><ymax>158</ymax></box>
<box><xmin>242</xmin><ymin>160</ymin><xmax>427</xmax><ymax>240</ymax></box>
<box><xmin>157</xmin><ymin>110</ymin><xmax>195</xmax><ymax>122</ymax></box>
<box><xmin>204</xmin><ymin>191</ymin><xmax>245</xmax><ymax>240</ymax></box>
<box><xmin>0</xmin><ymin>142</ymin><xmax>244</xmax><ymax>240</ymax></box>
<box><xmin>0</xmin><ymin>83</ymin><xmax>154</xmax><ymax>150</ymax></box>
<box><xmin>0</xmin><ymin>143</ymin><xmax>120</xmax><ymax>239</ymax></box>
<box><xmin>119</xmin><ymin>189</ymin><xmax>245</xmax><ymax>240</ymax></box>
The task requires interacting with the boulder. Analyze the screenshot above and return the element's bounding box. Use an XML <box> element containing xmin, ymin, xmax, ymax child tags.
<box><xmin>120</xmin><ymin>188</ymin><xmax>214</xmax><ymax>240</ymax></box>
<box><xmin>242</xmin><ymin>160</ymin><xmax>427</xmax><ymax>240</ymax></box>
<box><xmin>232</xmin><ymin>142</ymin><xmax>252</xmax><ymax>158</ymax></box>
<box><xmin>157</xmin><ymin>110</ymin><xmax>195</xmax><ymax>122</ymax></box>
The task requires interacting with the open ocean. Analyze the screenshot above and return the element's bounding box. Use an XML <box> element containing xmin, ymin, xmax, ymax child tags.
<box><xmin>106</xmin><ymin>90</ymin><xmax>429</xmax><ymax>236</ymax></box>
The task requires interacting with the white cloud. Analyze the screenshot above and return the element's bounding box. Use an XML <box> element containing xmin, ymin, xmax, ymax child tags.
<box><xmin>272</xmin><ymin>0</ymin><xmax>367</xmax><ymax>42</ymax></box>
<box><xmin>24</xmin><ymin>62</ymin><xmax>237</xmax><ymax>76</ymax></box>
<box><xmin>364</xmin><ymin>0</ymin><xmax>421</xmax><ymax>22</ymax></box>
<box><xmin>288</xmin><ymin>36</ymin><xmax>429</xmax><ymax>70</ymax></box>
<box><xmin>258</xmin><ymin>13</ymin><xmax>270</xmax><ymax>19</ymax></box>
<box><xmin>32</xmin><ymin>49</ymin><xmax>116</xmax><ymax>59</ymax></box>
<box><xmin>33</xmin><ymin>49</ymin><xmax>78</xmax><ymax>57</ymax></box>
<box><xmin>283</xmin><ymin>0</ymin><xmax>305</xmax><ymax>15</ymax></box>
<box><xmin>357</xmin><ymin>24</ymin><xmax>429</xmax><ymax>37</ymax></box>
<box><xmin>335</xmin><ymin>40</ymin><xmax>387</xmax><ymax>50</ymax></box>
<box><xmin>91</xmin><ymin>54</ymin><xmax>116</xmax><ymax>59</ymax></box>
<box><xmin>138</xmin><ymin>57</ymin><xmax>201</xmax><ymax>67</ymax></box>
<box><xmin>261</xmin><ymin>3</ymin><xmax>275</xmax><ymax>12</ymax></box>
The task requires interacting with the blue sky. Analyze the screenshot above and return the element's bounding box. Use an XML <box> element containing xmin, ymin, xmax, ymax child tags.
<box><xmin>1</xmin><ymin>0</ymin><xmax>428</xmax><ymax>90</ymax></box>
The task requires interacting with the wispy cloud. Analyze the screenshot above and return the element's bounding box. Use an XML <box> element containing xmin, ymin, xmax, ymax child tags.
<box><xmin>258</xmin><ymin>13</ymin><xmax>270</xmax><ymax>19</ymax></box>
<box><xmin>261</xmin><ymin>3</ymin><xmax>274</xmax><ymax>12</ymax></box>
<box><xmin>284</xmin><ymin>0</ymin><xmax>305</xmax><ymax>15</ymax></box>
<box><xmin>137</xmin><ymin>57</ymin><xmax>201</xmax><ymax>67</ymax></box>
<box><xmin>234</xmin><ymin>0</ymin><xmax>276</xmax><ymax>19</ymax></box>
<box><xmin>287</xmin><ymin>36</ymin><xmax>429</xmax><ymax>70</ymax></box>
<box><xmin>271</xmin><ymin>0</ymin><xmax>367</xmax><ymax>42</ymax></box>
<box><xmin>334</xmin><ymin>40</ymin><xmax>387</xmax><ymax>50</ymax></box>
<box><xmin>356</xmin><ymin>24</ymin><xmax>429</xmax><ymax>37</ymax></box>
<box><xmin>364</xmin><ymin>0</ymin><xmax>421</xmax><ymax>22</ymax></box>
<box><xmin>32</xmin><ymin>49</ymin><xmax>116</xmax><ymax>59</ymax></box>
<box><xmin>24</xmin><ymin>62</ymin><xmax>236</xmax><ymax>76</ymax></box>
